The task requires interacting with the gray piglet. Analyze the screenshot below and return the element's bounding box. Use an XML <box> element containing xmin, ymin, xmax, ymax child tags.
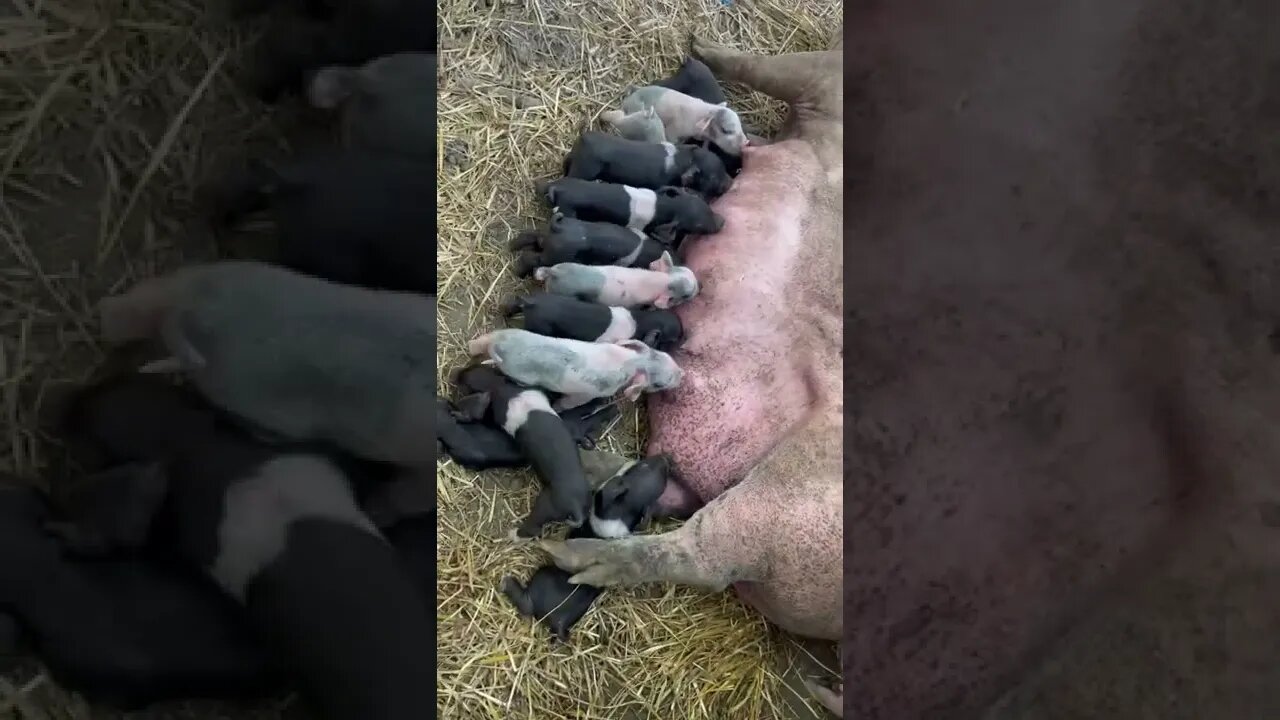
<box><xmin>500</xmin><ymin>455</ymin><xmax>669</xmax><ymax>642</ymax></box>
<box><xmin>467</xmin><ymin>328</ymin><xmax>683</xmax><ymax>410</ymax></box>
<box><xmin>534</xmin><ymin>251</ymin><xmax>698</xmax><ymax>309</ymax></box>
<box><xmin>97</xmin><ymin>260</ymin><xmax>436</xmax><ymax>468</ymax></box>
<box><xmin>615</xmin><ymin>85</ymin><xmax>747</xmax><ymax>155</ymax></box>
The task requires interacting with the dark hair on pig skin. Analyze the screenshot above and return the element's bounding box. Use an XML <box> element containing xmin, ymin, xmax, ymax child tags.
<box><xmin>0</xmin><ymin>481</ymin><xmax>281</xmax><ymax>709</ymax></box>
<box><xmin>243</xmin><ymin>0</ymin><xmax>435</xmax><ymax>102</ymax></box>
<box><xmin>211</xmin><ymin>151</ymin><xmax>436</xmax><ymax>295</ymax></box>
<box><xmin>653</xmin><ymin>56</ymin><xmax>728</xmax><ymax>106</ymax></box>
<box><xmin>499</xmin><ymin>455</ymin><xmax>671</xmax><ymax>641</ymax></box>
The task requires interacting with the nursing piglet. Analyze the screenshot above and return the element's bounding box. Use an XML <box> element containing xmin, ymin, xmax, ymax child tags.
<box><xmin>606</xmin><ymin>106</ymin><xmax>667</xmax><ymax>144</ymax></box>
<box><xmin>0</xmin><ymin>480</ymin><xmax>279</xmax><ymax>708</ymax></box>
<box><xmin>243</xmin><ymin>0</ymin><xmax>434</xmax><ymax>102</ymax></box>
<box><xmin>616</xmin><ymin>85</ymin><xmax>747</xmax><ymax>155</ymax></box>
<box><xmin>541</xmin><ymin>177</ymin><xmax>723</xmax><ymax>236</ymax></box>
<box><xmin>449</xmin><ymin>365</ymin><xmax>590</xmax><ymax>537</ymax></box>
<box><xmin>467</xmin><ymin>328</ymin><xmax>683</xmax><ymax>410</ymax></box>
<box><xmin>54</xmin><ymin>373</ymin><xmax>433</xmax><ymax>720</ymax></box>
<box><xmin>508</xmin><ymin>214</ymin><xmax>666</xmax><ymax>278</ymax></box>
<box><xmin>211</xmin><ymin>151</ymin><xmax>435</xmax><ymax>295</ymax></box>
<box><xmin>307</xmin><ymin>52</ymin><xmax>435</xmax><ymax>161</ymax></box>
<box><xmin>564</xmin><ymin>131</ymin><xmax>731</xmax><ymax>199</ymax></box>
<box><xmin>96</xmin><ymin>261</ymin><xmax>436</xmax><ymax>468</ymax></box>
<box><xmin>500</xmin><ymin>455</ymin><xmax>668</xmax><ymax>641</ymax></box>
<box><xmin>437</xmin><ymin>395</ymin><xmax>619</xmax><ymax>471</ymax></box>
<box><xmin>534</xmin><ymin>251</ymin><xmax>698</xmax><ymax>310</ymax></box>
<box><xmin>500</xmin><ymin>293</ymin><xmax>684</xmax><ymax>351</ymax></box>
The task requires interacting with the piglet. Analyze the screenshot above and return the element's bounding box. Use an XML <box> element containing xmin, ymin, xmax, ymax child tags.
<box><xmin>564</xmin><ymin>131</ymin><xmax>731</xmax><ymax>199</ymax></box>
<box><xmin>606</xmin><ymin>106</ymin><xmax>667</xmax><ymax>143</ymax></box>
<box><xmin>499</xmin><ymin>455</ymin><xmax>669</xmax><ymax>641</ymax></box>
<box><xmin>210</xmin><ymin>151</ymin><xmax>435</xmax><ymax>295</ymax></box>
<box><xmin>0</xmin><ymin>480</ymin><xmax>279</xmax><ymax>708</ymax></box>
<box><xmin>653</xmin><ymin>56</ymin><xmax>728</xmax><ymax>106</ymax></box>
<box><xmin>467</xmin><ymin>328</ymin><xmax>683</xmax><ymax>410</ymax></box>
<box><xmin>534</xmin><ymin>251</ymin><xmax>698</xmax><ymax>310</ymax></box>
<box><xmin>307</xmin><ymin>52</ymin><xmax>435</xmax><ymax>161</ymax></box>
<box><xmin>437</xmin><ymin>395</ymin><xmax>620</xmax><ymax>471</ymax></box>
<box><xmin>614</xmin><ymin>85</ymin><xmax>746</xmax><ymax>156</ymax></box>
<box><xmin>96</xmin><ymin>260</ymin><xmax>436</xmax><ymax>468</ymax></box>
<box><xmin>500</xmin><ymin>293</ymin><xmax>684</xmax><ymax>351</ymax></box>
<box><xmin>450</xmin><ymin>365</ymin><xmax>590</xmax><ymax>537</ymax></box>
<box><xmin>53</xmin><ymin>373</ymin><xmax>433</xmax><ymax>720</ymax></box>
<box><xmin>541</xmin><ymin>177</ymin><xmax>724</xmax><ymax>237</ymax></box>
<box><xmin>509</xmin><ymin>213</ymin><xmax>665</xmax><ymax>278</ymax></box>
<box><xmin>243</xmin><ymin>0</ymin><xmax>434</xmax><ymax>102</ymax></box>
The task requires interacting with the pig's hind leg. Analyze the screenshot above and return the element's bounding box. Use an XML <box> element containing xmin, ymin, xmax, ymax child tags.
<box><xmin>690</xmin><ymin>36</ymin><xmax>839</xmax><ymax>112</ymax></box>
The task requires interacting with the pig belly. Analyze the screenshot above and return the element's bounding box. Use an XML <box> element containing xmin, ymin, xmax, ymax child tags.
<box><xmin>647</xmin><ymin>141</ymin><xmax>823</xmax><ymax>511</ymax></box>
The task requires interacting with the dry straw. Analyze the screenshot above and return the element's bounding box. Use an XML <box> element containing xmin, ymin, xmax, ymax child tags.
<box><xmin>437</xmin><ymin>0</ymin><xmax>841</xmax><ymax>718</ymax></box>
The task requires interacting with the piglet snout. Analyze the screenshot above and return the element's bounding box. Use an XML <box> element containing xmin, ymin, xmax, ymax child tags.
<box><xmin>712</xmin><ymin>214</ymin><xmax>725</xmax><ymax>232</ymax></box>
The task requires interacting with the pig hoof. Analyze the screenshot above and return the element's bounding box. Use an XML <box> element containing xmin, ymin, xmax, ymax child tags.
<box><xmin>508</xmin><ymin>527</ymin><xmax>535</xmax><ymax>543</ymax></box>
<box><xmin>803</xmin><ymin>678</ymin><xmax>843</xmax><ymax>718</ymax></box>
<box><xmin>542</xmin><ymin>537</ymin><xmax>639</xmax><ymax>587</ymax></box>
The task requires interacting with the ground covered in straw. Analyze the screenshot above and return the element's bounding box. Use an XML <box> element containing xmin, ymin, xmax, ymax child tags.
<box><xmin>0</xmin><ymin>0</ymin><xmax>330</xmax><ymax>718</ymax></box>
<box><xmin>437</xmin><ymin>1</ymin><xmax>841</xmax><ymax>718</ymax></box>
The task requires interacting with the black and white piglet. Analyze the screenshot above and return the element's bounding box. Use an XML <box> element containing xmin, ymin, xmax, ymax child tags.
<box><xmin>540</xmin><ymin>177</ymin><xmax>723</xmax><ymax>238</ymax></box>
<box><xmin>238</xmin><ymin>0</ymin><xmax>434</xmax><ymax>102</ymax></box>
<box><xmin>0</xmin><ymin>480</ymin><xmax>279</xmax><ymax>709</ymax></box>
<box><xmin>500</xmin><ymin>455</ymin><xmax>668</xmax><ymax>641</ymax></box>
<box><xmin>564</xmin><ymin>131</ymin><xmax>732</xmax><ymax>199</ymax></box>
<box><xmin>450</xmin><ymin>365</ymin><xmax>591</xmax><ymax>538</ymax></box>
<box><xmin>500</xmin><ymin>293</ymin><xmax>684</xmax><ymax>351</ymax></box>
<box><xmin>308</xmin><ymin>51</ymin><xmax>435</xmax><ymax>161</ymax></box>
<box><xmin>436</xmin><ymin>395</ymin><xmax>619</xmax><ymax>471</ymax></box>
<box><xmin>211</xmin><ymin>152</ymin><xmax>435</xmax><ymax>295</ymax></box>
<box><xmin>54</xmin><ymin>373</ymin><xmax>433</xmax><ymax>720</ymax></box>
<box><xmin>654</xmin><ymin>55</ymin><xmax>727</xmax><ymax>106</ymax></box>
<box><xmin>508</xmin><ymin>213</ymin><xmax>667</xmax><ymax>278</ymax></box>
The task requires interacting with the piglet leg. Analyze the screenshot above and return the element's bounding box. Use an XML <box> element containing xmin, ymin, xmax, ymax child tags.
<box><xmin>498</xmin><ymin>576</ymin><xmax>535</xmax><ymax>617</ymax></box>
<box><xmin>803</xmin><ymin>678</ymin><xmax>843</xmax><ymax>718</ymax></box>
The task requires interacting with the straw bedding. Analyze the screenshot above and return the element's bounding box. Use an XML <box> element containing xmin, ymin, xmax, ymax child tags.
<box><xmin>437</xmin><ymin>0</ymin><xmax>840</xmax><ymax>718</ymax></box>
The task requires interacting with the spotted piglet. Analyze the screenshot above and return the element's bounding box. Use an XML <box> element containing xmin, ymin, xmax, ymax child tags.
<box><xmin>616</xmin><ymin>85</ymin><xmax>747</xmax><ymax>155</ymax></box>
<box><xmin>534</xmin><ymin>251</ymin><xmax>698</xmax><ymax>310</ymax></box>
<box><xmin>467</xmin><ymin>328</ymin><xmax>683</xmax><ymax>410</ymax></box>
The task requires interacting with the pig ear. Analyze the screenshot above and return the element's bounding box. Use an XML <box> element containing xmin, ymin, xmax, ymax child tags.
<box><xmin>696</xmin><ymin>114</ymin><xmax>713</xmax><ymax>133</ymax></box>
<box><xmin>623</xmin><ymin>370</ymin><xmax>649</xmax><ymax>401</ymax></box>
<box><xmin>615</xmin><ymin>339</ymin><xmax>650</xmax><ymax>353</ymax></box>
<box><xmin>307</xmin><ymin>66</ymin><xmax>361</xmax><ymax>109</ymax></box>
<box><xmin>652</xmin><ymin>293</ymin><xmax>673</xmax><ymax>309</ymax></box>
<box><xmin>716</xmin><ymin>101</ymin><xmax>727</xmax><ymax>107</ymax></box>
<box><xmin>648</xmin><ymin>251</ymin><xmax>675</xmax><ymax>273</ymax></box>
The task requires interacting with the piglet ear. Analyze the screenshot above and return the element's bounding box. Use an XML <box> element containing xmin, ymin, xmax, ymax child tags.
<box><xmin>652</xmin><ymin>293</ymin><xmax>673</xmax><ymax>309</ymax></box>
<box><xmin>615</xmin><ymin>339</ymin><xmax>650</xmax><ymax>353</ymax></box>
<box><xmin>716</xmin><ymin>101</ymin><xmax>727</xmax><ymax>107</ymax></box>
<box><xmin>648</xmin><ymin>251</ymin><xmax>675</xmax><ymax>273</ymax></box>
<box><xmin>696</xmin><ymin>115</ymin><xmax>713</xmax><ymax>133</ymax></box>
<box><xmin>622</xmin><ymin>370</ymin><xmax>649</xmax><ymax>401</ymax></box>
